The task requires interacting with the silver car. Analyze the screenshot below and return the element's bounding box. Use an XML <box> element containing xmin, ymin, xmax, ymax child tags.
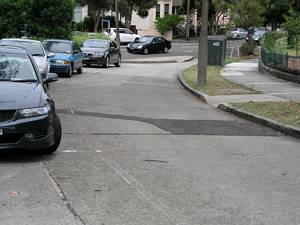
<box><xmin>228</xmin><ymin>28</ymin><xmax>248</xmax><ymax>40</ymax></box>
<box><xmin>0</xmin><ymin>38</ymin><xmax>54</xmax><ymax>77</ymax></box>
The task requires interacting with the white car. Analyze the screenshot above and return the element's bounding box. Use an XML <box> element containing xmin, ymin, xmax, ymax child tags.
<box><xmin>228</xmin><ymin>28</ymin><xmax>248</xmax><ymax>40</ymax></box>
<box><xmin>0</xmin><ymin>38</ymin><xmax>54</xmax><ymax>77</ymax></box>
<box><xmin>104</xmin><ymin>28</ymin><xmax>140</xmax><ymax>44</ymax></box>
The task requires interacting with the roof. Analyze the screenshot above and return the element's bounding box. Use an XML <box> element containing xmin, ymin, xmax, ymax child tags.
<box><xmin>0</xmin><ymin>45</ymin><xmax>29</xmax><ymax>55</ymax></box>
<box><xmin>43</xmin><ymin>39</ymin><xmax>73</xmax><ymax>43</ymax></box>
<box><xmin>2</xmin><ymin>38</ymin><xmax>42</xmax><ymax>44</ymax></box>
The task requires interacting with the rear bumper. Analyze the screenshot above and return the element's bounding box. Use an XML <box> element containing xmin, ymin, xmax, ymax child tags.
<box><xmin>0</xmin><ymin>114</ymin><xmax>56</xmax><ymax>151</ymax></box>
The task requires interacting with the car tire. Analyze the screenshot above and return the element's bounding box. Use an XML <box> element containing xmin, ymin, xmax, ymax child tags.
<box><xmin>103</xmin><ymin>56</ymin><xmax>109</xmax><ymax>68</ymax></box>
<box><xmin>163</xmin><ymin>47</ymin><xmax>169</xmax><ymax>53</ymax></box>
<box><xmin>143</xmin><ymin>48</ymin><xmax>149</xmax><ymax>55</ymax></box>
<box><xmin>66</xmin><ymin>65</ymin><xmax>73</xmax><ymax>78</ymax></box>
<box><xmin>115</xmin><ymin>55</ymin><xmax>121</xmax><ymax>67</ymax></box>
<box><xmin>77</xmin><ymin>62</ymin><xmax>83</xmax><ymax>74</ymax></box>
<box><xmin>41</xmin><ymin>115</ymin><xmax>62</xmax><ymax>154</ymax></box>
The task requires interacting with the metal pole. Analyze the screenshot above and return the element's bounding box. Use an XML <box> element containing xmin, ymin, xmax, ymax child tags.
<box><xmin>186</xmin><ymin>0</ymin><xmax>191</xmax><ymax>41</ymax></box>
<box><xmin>115</xmin><ymin>0</ymin><xmax>120</xmax><ymax>47</ymax></box>
<box><xmin>198</xmin><ymin>0</ymin><xmax>209</xmax><ymax>87</ymax></box>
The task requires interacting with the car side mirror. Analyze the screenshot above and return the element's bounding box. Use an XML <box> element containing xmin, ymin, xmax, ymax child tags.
<box><xmin>47</xmin><ymin>52</ymin><xmax>55</xmax><ymax>58</ymax></box>
<box><xmin>45</xmin><ymin>73</ymin><xmax>58</xmax><ymax>83</ymax></box>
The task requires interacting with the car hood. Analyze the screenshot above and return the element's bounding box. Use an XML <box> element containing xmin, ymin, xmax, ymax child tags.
<box><xmin>51</xmin><ymin>53</ymin><xmax>72</xmax><ymax>61</ymax></box>
<box><xmin>81</xmin><ymin>47</ymin><xmax>107</xmax><ymax>54</ymax></box>
<box><xmin>129</xmin><ymin>43</ymin><xmax>146</xmax><ymax>48</ymax></box>
<box><xmin>0</xmin><ymin>82</ymin><xmax>42</xmax><ymax>110</ymax></box>
<box><xmin>33</xmin><ymin>56</ymin><xmax>46</xmax><ymax>68</ymax></box>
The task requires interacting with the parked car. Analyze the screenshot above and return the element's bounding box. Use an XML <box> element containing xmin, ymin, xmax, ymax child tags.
<box><xmin>104</xmin><ymin>28</ymin><xmax>140</xmax><ymax>44</ymax></box>
<box><xmin>228</xmin><ymin>28</ymin><xmax>248</xmax><ymax>40</ymax></box>
<box><xmin>0</xmin><ymin>46</ymin><xmax>61</xmax><ymax>154</ymax></box>
<box><xmin>43</xmin><ymin>39</ymin><xmax>84</xmax><ymax>77</ymax></box>
<box><xmin>0</xmin><ymin>38</ymin><xmax>53</xmax><ymax>77</ymax></box>
<box><xmin>246</xmin><ymin>27</ymin><xmax>269</xmax><ymax>44</ymax></box>
<box><xmin>81</xmin><ymin>39</ymin><xmax>121</xmax><ymax>68</ymax></box>
<box><xmin>126</xmin><ymin>36</ymin><xmax>171</xmax><ymax>55</ymax></box>
<box><xmin>251</xmin><ymin>30</ymin><xmax>267</xmax><ymax>45</ymax></box>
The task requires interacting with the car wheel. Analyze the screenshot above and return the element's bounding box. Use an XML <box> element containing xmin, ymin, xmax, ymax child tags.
<box><xmin>143</xmin><ymin>48</ymin><xmax>149</xmax><ymax>55</ymax></box>
<box><xmin>115</xmin><ymin>55</ymin><xmax>121</xmax><ymax>67</ymax></box>
<box><xmin>103</xmin><ymin>56</ymin><xmax>109</xmax><ymax>68</ymax></box>
<box><xmin>41</xmin><ymin>115</ymin><xmax>62</xmax><ymax>154</ymax></box>
<box><xmin>77</xmin><ymin>62</ymin><xmax>83</xmax><ymax>74</ymax></box>
<box><xmin>163</xmin><ymin>47</ymin><xmax>169</xmax><ymax>53</ymax></box>
<box><xmin>66</xmin><ymin>65</ymin><xmax>73</xmax><ymax>78</ymax></box>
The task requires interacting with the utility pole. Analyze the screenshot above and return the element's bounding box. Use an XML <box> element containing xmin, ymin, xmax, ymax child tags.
<box><xmin>186</xmin><ymin>0</ymin><xmax>191</xmax><ymax>41</ymax></box>
<box><xmin>115</xmin><ymin>0</ymin><xmax>120</xmax><ymax>47</ymax></box>
<box><xmin>198</xmin><ymin>0</ymin><xmax>209</xmax><ymax>87</ymax></box>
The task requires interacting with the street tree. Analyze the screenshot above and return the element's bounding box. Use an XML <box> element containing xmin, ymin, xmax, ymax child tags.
<box><xmin>76</xmin><ymin>0</ymin><xmax>113</xmax><ymax>32</ymax></box>
<box><xmin>229</xmin><ymin>0</ymin><xmax>265</xmax><ymax>29</ymax></box>
<box><xmin>282</xmin><ymin>9</ymin><xmax>300</xmax><ymax>55</ymax></box>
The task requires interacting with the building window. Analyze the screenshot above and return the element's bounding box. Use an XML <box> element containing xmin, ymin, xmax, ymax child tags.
<box><xmin>73</xmin><ymin>5</ymin><xmax>83</xmax><ymax>22</ymax></box>
<box><xmin>164</xmin><ymin>4</ymin><xmax>169</xmax><ymax>15</ymax></box>
<box><xmin>156</xmin><ymin>4</ymin><xmax>160</xmax><ymax>19</ymax></box>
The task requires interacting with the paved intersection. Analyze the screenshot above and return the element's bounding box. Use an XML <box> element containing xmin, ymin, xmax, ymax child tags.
<box><xmin>0</xmin><ymin>62</ymin><xmax>299</xmax><ymax>225</ymax></box>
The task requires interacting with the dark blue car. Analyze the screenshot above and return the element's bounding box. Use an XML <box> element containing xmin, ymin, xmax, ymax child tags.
<box><xmin>43</xmin><ymin>39</ymin><xmax>84</xmax><ymax>77</ymax></box>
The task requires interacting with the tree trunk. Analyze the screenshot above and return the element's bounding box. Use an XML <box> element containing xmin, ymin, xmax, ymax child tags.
<box><xmin>93</xmin><ymin>13</ymin><xmax>100</xmax><ymax>33</ymax></box>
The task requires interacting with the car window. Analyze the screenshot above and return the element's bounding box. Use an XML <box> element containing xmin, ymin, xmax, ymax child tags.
<box><xmin>158</xmin><ymin>37</ymin><xmax>166</xmax><ymax>43</ymax></box>
<box><xmin>119</xmin><ymin>29</ymin><xmax>126</xmax><ymax>34</ymax></box>
<box><xmin>0</xmin><ymin>53</ymin><xmax>37</xmax><ymax>81</ymax></box>
<box><xmin>125</xmin><ymin>29</ymin><xmax>133</xmax><ymax>34</ymax></box>
<box><xmin>152</xmin><ymin>38</ymin><xmax>158</xmax><ymax>44</ymax></box>
<box><xmin>82</xmin><ymin>40</ymin><xmax>109</xmax><ymax>48</ymax></box>
<box><xmin>0</xmin><ymin>41</ymin><xmax>44</xmax><ymax>56</ymax></box>
<box><xmin>136</xmin><ymin>37</ymin><xmax>153</xmax><ymax>43</ymax></box>
<box><xmin>43</xmin><ymin>41</ymin><xmax>72</xmax><ymax>54</ymax></box>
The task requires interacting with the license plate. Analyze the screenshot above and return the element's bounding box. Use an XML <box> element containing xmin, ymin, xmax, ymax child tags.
<box><xmin>0</xmin><ymin>129</ymin><xmax>3</xmax><ymax>136</ymax></box>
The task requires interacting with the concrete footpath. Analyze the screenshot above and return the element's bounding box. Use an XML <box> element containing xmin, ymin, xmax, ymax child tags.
<box><xmin>221</xmin><ymin>61</ymin><xmax>300</xmax><ymax>103</ymax></box>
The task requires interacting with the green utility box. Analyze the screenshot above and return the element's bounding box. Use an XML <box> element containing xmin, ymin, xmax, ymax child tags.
<box><xmin>208</xmin><ymin>36</ymin><xmax>227</xmax><ymax>66</ymax></box>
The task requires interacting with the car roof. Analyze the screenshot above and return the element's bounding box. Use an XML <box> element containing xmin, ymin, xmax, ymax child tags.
<box><xmin>0</xmin><ymin>45</ymin><xmax>29</xmax><ymax>55</ymax></box>
<box><xmin>43</xmin><ymin>39</ymin><xmax>73</xmax><ymax>43</ymax></box>
<box><xmin>84</xmin><ymin>39</ymin><xmax>109</xmax><ymax>42</ymax></box>
<box><xmin>1</xmin><ymin>38</ymin><xmax>42</xmax><ymax>44</ymax></box>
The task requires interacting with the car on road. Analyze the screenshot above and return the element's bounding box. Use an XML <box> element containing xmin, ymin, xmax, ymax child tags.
<box><xmin>104</xmin><ymin>28</ymin><xmax>140</xmax><ymax>44</ymax></box>
<box><xmin>126</xmin><ymin>36</ymin><xmax>171</xmax><ymax>55</ymax></box>
<box><xmin>0</xmin><ymin>38</ymin><xmax>54</xmax><ymax>77</ymax></box>
<box><xmin>228</xmin><ymin>28</ymin><xmax>248</xmax><ymax>40</ymax></box>
<box><xmin>251</xmin><ymin>30</ymin><xmax>268</xmax><ymax>45</ymax></box>
<box><xmin>0</xmin><ymin>46</ymin><xmax>61</xmax><ymax>154</ymax></box>
<box><xmin>43</xmin><ymin>39</ymin><xmax>84</xmax><ymax>77</ymax></box>
<box><xmin>81</xmin><ymin>39</ymin><xmax>121</xmax><ymax>68</ymax></box>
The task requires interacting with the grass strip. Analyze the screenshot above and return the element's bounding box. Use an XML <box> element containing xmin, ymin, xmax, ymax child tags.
<box><xmin>182</xmin><ymin>65</ymin><xmax>258</xmax><ymax>96</ymax></box>
<box><xmin>231</xmin><ymin>101</ymin><xmax>300</xmax><ymax>128</ymax></box>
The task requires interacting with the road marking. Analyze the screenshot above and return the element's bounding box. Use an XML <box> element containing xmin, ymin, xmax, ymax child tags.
<box><xmin>62</xmin><ymin>150</ymin><xmax>77</xmax><ymax>153</ymax></box>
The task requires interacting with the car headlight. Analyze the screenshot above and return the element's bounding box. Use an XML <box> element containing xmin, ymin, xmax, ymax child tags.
<box><xmin>137</xmin><ymin>45</ymin><xmax>143</xmax><ymax>49</ymax></box>
<box><xmin>56</xmin><ymin>60</ymin><xmax>71</xmax><ymax>64</ymax></box>
<box><xmin>19</xmin><ymin>104</ymin><xmax>51</xmax><ymax>118</ymax></box>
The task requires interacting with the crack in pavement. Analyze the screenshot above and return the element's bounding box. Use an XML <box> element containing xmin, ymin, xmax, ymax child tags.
<box><xmin>57</xmin><ymin>109</ymin><xmax>281</xmax><ymax>137</ymax></box>
<box><xmin>41</xmin><ymin>162</ymin><xmax>87</xmax><ymax>225</ymax></box>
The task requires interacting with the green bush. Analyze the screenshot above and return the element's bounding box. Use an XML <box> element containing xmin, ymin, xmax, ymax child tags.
<box><xmin>155</xmin><ymin>14</ymin><xmax>184</xmax><ymax>35</ymax></box>
<box><xmin>240</xmin><ymin>42</ymin><xmax>255</xmax><ymax>56</ymax></box>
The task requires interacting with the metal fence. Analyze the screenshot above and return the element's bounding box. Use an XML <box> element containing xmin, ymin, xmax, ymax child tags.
<box><xmin>261</xmin><ymin>48</ymin><xmax>300</xmax><ymax>75</ymax></box>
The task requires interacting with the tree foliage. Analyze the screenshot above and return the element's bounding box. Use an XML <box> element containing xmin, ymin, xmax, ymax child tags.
<box><xmin>155</xmin><ymin>14</ymin><xmax>184</xmax><ymax>35</ymax></box>
<box><xmin>0</xmin><ymin>0</ymin><xmax>75</xmax><ymax>39</ymax></box>
<box><xmin>282</xmin><ymin>9</ymin><xmax>300</xmax><ymax>55</ymax></box>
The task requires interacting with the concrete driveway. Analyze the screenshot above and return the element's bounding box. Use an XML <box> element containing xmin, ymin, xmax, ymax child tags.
<box><xmin>1</xmin><ymin>62</ymin><xmax>299</xmax><ymax>225</ymax></box>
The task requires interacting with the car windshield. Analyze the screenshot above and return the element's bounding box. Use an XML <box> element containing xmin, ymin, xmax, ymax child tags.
<box><xmin>82</xmin><ymin>40</ymin><xmax>108</xmax><ymax>48</ymax></box>
<box><xmin>0</xmin><ymin>53</ymin><xmax>37</xmax><ymax>82</ymax></box>
<box><xmin>43</xmin><ymin>41</ymin><xmax>72</xmax><ymax>53</ymax></box>
<box><xmin>135</xmin><ymin>37</ymin><xmax>153</xmax><ymax>43</ymax></box>
<box><xmin>0</xmin><ymin>41</ymin><xmax>44</xmax><ymax>56</ymax></box>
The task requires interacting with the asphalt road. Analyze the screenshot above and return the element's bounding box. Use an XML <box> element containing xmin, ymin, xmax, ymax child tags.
<box><xmin>1</xmin><ymin>61</ymin><xmax>300</xmax><ymax>225</ymax></box>
<box><xmin>121</xmin><ymin>40</ymin><xmax>244</xmax><ymax>59</ymax></box>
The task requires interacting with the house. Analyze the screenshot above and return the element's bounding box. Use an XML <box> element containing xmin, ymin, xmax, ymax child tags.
<box><xmin>73</xmin><ymin>4</ymin><xmax>88</xmax><ymax>22</ymax></box>
<box><xmin>131</xmin><ymin>0</ymin><xmax>178</xmax><ymax>40</ymax></box>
